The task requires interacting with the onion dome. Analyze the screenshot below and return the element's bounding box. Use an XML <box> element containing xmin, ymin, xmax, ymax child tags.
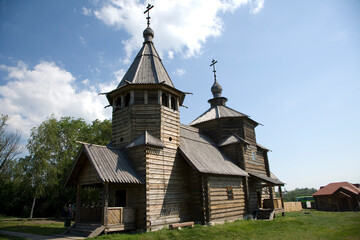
<box><xmin>143</xmin><ymin>27</ymin><xmax>154</xmax><ymax>42</ymax></box>
<box><xmin>211</xmin><ymin>81</ymin><xmax>223</xmax><ymax>98</ymax></box>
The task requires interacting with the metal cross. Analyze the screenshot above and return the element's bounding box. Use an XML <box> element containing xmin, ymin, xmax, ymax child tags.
<box><xmin>210</xmin><ymin>59</ymin><xmax>218</xmax><ymax>82</ymax></box>
<box><xmin>144</xmin><ymin>3</ymin><xmax>154</xmax><ymax>27</ymax></box>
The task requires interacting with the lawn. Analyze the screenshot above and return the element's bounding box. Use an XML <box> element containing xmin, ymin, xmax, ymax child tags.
<box><xmin>94</xmin><ymin>210</ymin><xmax>360</xmax><ymax>240</ymax></box>
<box><xmin>0</xmin><ymin>211</ymin><xmax>359</xmax><ymax>240</ymax></box>
<box><xmin>0</xmin><ymin>217</ymin><xmax>67</xmax><ymax>236</ymax></box>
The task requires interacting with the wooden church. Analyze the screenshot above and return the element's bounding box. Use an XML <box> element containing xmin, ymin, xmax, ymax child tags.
<box><xmin>65</xmin><ymin>6</ymin><xmax>285</xmax><ymax>236</ymax></box>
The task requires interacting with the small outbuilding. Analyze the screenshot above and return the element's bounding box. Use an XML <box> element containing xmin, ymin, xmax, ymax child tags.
<box><xmin>313</xmin><ymin>182</ymin><xmax>360</xmax><ymax>211</ymax></box>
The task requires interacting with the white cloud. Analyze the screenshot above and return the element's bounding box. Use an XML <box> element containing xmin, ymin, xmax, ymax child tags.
<box><xmin>82</xmin><ymin>7</ymin><xmax>93</xmax><ymax>16</ymax></box>
<box><xmin>168</xmin><ymin>50</ymin><xmax>174</xmax><ymax>60</ymax></box>
<box><xmin>79</xmin><ymin>35</ymin><xmax>87</xmax><ymax>46</ymax></box>
<box><xmin>0</xmin><ymin>61</ymin><xmax>112</xmax><ymax>138</ymax></box>
<box><xmin>90</xmin><ymin>0</ymin><xmax>264</xmax><ymax>61</ymax></box>
<box><xmin>250</xmin><ymin>0</ymin><xmax>264</xmax><ymax>14</ymax></box>
<box><xmin>174</xmin><ymin>68</ymin><xmax>186</xmax><ymax>76</ymax></box>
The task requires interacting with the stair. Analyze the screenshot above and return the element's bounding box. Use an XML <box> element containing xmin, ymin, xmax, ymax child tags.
<box><xmin>66</xmin><ymin>223</ymin><xmax>105</xmax><ymax>237</ymax></box>
<box><xmin>256</xmin><ymin>209</ymin><xmax>275</xmax><ymax>220</ymax></box>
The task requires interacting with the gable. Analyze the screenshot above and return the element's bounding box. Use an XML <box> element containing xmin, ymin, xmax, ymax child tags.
<box><xmin>313</xmin><ymin>182</ymin><xmax>360</xmax><ymax>196</ymax></box>
<box><xmin>66</xmin><ymin>143</ymin><xmax>143</xmax><ymax>186</ymax></box>
<box><xmin>179</xmin><ymin>125</ymin><xmax>248</xmax><ymax>177</ymax></box>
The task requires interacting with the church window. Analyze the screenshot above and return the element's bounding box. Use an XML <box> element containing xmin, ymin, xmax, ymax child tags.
<box><xmin>115</xmin><ymin>97</ymin><xmax>122</xmax><ymax>109</ymax></box>
<box><xmin>226</xmin><ymin>187</ymin><xmax>234</xmax><ymax>200</ymax></box>
<box><xmin>134</xmin><ymin>90</ymin><xmax>143</xmax><ymax>104</ymax></box>
<box><xmin>162</xmin><ymin>92</ymin><xmax>169</xmax><ymax>107</ymax></box>
<box><xmin>124</xmin><ymin>93</ymin><xmax>130</xmax><ymax>107</ymax></box>
<box><xmin>170</xmin><ymin>96</ymin><xmax>177</xmax><ymax>110</ymax></box>
<box><xmin>148</xmin><ymin>91</ymin><xmax>158</xmax><ymax>104</ymax></box>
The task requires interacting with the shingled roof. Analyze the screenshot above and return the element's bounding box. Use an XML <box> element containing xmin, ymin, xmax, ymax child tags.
<box><xmin>190</xmin><ymin>105</ymin><xmax>256</xmax><ymax>126</ymax></box>
<box><xmin>66</xmin><ymin>143</ymin><xmax>143</xmax><ymax>185</ymax></box>
<box><xmin>116</xmin><ymin>27</ymin><xmax>174</xmax><ymax>89</ymax></box>
<box><xmin>313</xmin><ymin>182</ymin><xmax>360</xmax><ymax>196</ymax></box>
<box><xmin>179</xmin><ymin>124</ymin><xmax>248</xmax><ymax>177</ymax></box>
<box><xmin>126</xmin><ymin>131</ymin><xmax>165</xmax><ymax>149</ymax></box>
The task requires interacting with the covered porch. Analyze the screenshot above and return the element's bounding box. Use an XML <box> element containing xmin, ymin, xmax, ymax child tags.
<box><xmin>248</xmin><ymin>172</ymin><xmax>285</xmax><ymax>219</ymax></box>
<box><xmin>65</xmin><ymin>142</ymin><xmax>144</xmax><ymax>237</ymax></box>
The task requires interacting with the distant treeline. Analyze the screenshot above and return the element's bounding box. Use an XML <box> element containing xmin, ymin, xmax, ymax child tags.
<box><xmin>279</xmin><ymin>188</ymin><xmax>318</xmax><ymax>202</ymax></box>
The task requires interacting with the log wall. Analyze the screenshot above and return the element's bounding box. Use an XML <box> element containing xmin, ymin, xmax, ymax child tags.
<box><xmin>207</xmin><ymin>175</ymin><xmax>246</xmax><ymax>223</ymax></box>
<box><xmin>77</xmin><ymin>154</ymin><xmax>102</xmax><ymax>185</ymax></box>
<box><xmin>145</xmin><ymin>106</ymin><xmax>194</xmax><ymax>231</ymax></box>
<box><xmin>244</xmin><ymin>146</ymin><xmax>266</xmax><ymax>175</ymax></box>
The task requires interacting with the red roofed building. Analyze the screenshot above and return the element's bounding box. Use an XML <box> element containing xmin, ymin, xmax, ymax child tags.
<box><xmin>312</xmin><ymin>182</ymin><xmax>360</xmax><ymax>211</ymax></box>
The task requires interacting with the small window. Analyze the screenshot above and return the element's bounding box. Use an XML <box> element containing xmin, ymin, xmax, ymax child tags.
<box><xmin>252</xmin><ymin>152</ymin><xmax>256</xmax><ymax>161</ymax></box>
<box><xmin>226</xmin><ymin>187</ymin><xmax>234</xmax><ymax>200</ymax></box>
<box><xmin>162</xmin><ymin>92</ymin><xmax>169</xmax><ymax>107</ymax></box>
<box><xmin>171</xmin><ymin>96</ymin><xmax>177</xmax><ymax>110</ymax></box>
<box><xmin>115</xmin><ymin>97</ymin><xmax>122</xmax><ymax>109</ymax></box>
<box><xmin>124</xmin><ymin>93</ymin><xmax>130</xmax><ymax>107</ymax></box>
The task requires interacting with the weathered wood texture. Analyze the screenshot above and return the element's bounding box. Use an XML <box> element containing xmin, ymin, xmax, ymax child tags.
<box><xmin>284</xmin><ymin>202</ymin><xmax>302</xmax><ymax>212</ymax></box>
<box><xmin>193</xmin><ymin>119</ymin><xmax>244</xmax><ymax>145</ymax></box>
<box><xmin>107</xmin><ymin>207</ymin><xmax>136</xmax><ymax>224</ymax></box>
<box><xmin>77</xmin><ymin>154</ymin><xmax>102</xmax><ymax>185</ymax></box>
<box><xmin>244</xmin><ymin>146</ymin><xmax>266</xmax><ymax>175</ymax></box>
<box><xmin>248</xmin><ymin>178</ymin><xmax>263</xmax><ymax>212</ymax></box>
<box><xmin>112</xmin><ymin>104</ymin><xmax>180</xmax><ymax>149</ymax></box>
<box><xmin>207</xmin><ymin>175</ymin><xmax>245</xmax><ymax>223</ymax></box>
<box><xmin>108</xmin><ymin>183</ymin><xmax>146</xmax><ymax>229</ymax></box>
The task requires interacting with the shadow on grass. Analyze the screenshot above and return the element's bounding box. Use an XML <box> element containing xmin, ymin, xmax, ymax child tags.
<box><xmin>0</xmin><ymin>234</ymin><xmax>25</xmax><ymax>240</ymax></box>
<box><xmin>0</xmin><ymin>225</ymin><xmax>66</xmax><ymax>236</ymax></box>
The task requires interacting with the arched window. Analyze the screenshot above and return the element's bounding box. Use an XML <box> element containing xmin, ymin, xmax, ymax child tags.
<box><xmin>161</xmin><ymin>92</ymin><xmax>169</xmax><ymax>107</ymax></box>
<box><xmin>115</xmin><ymin>97</ymin><xmax>122</xmax><ymax>109</ymax></box>
<box><xmin>124</xmin><ymin>93</ymin><xmax>130</xmax><ymax>107</ymax></box>
<box><xmin>171</xmin><ymin>96</ymin><xmax>177</xmax><ymax>110</ymax></box>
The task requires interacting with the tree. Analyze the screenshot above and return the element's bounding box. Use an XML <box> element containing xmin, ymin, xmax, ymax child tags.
<box><xmin>281</xmin><ymin>188</ymin><xmax>318</xmax><ymax>202</ymax></box>
<box><xmin>23</xmin><ymin>116</ymin><xmax>112</xmax><ymax>217</ymax></box>
<box><xmin>0</xmin><ymin>114</ymin><xmax>22</xmax><ymax>171</ymax></box>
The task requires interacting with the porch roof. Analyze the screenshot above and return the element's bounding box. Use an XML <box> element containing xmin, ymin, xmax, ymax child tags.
<box><xmin>66</xmin><ymin>142</ymin><xmax>143</xmax><ymax>186</ymax></box>
<box><xmin>249</xmin><ymin>172</ymin><xmax>284</xmax><ymax>186</ymax></box>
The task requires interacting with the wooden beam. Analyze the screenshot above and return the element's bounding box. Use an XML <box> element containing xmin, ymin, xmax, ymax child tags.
<box><xmin>76</xmin><ymin>185</ymin><xmax>82</xmax><ymax>223</ymax></box>
<box><xmin>269</xmin><ymin>184</ymin><xmax>274</xmax><ymax>210</ymax></box>
<box><xmin>102</xmin><ymin>182</ymin><xmax>109</xmax><ymax>226</ymax></box>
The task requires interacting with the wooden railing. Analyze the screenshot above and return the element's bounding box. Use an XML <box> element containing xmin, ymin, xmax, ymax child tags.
<box><xmin>262</xmin><ymin>198</ymin><xmax>283</xmax><ymax>209</ymax></box>
<box><xmin>107</xmin><ymin>207</ymin><xmax>136</xmax><ymax>225</ymax></box>
<box><xmin>80</xmin><ymin>207</ymin><xmax>102</xmax><ymax>223</ymax></box>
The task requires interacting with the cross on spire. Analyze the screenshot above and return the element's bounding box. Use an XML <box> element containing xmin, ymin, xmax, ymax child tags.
<box><xmin>144</xmin><ymin>3</ymin><xmax>154</xmax><ymax>27</ymax></box>
<box><xmin>210</xmin><ymin>59</ymin><xmax>218</xmax><ymax>82</ymax></box>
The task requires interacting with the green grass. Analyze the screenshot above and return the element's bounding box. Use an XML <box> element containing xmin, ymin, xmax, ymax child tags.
<box><xmin>0</xmin><ymin>218</ymin><xmax>67</xmax><ymax>236</ymax></box>
<box><xmin>0</xmin><ymin>211</ymin><xmax>359</xmax><ymax>239</ymax></box>
<box><xmin>94</xmin><ymin>211</ymin><xmax>360</xmax><ymax>240</ymax></box>
<box><xmin>0</xmin><ymin>235</ymin><xmax>25</xmax><ymax>240</ymax></box>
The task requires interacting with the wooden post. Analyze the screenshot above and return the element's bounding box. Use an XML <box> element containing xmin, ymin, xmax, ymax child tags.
<box><xmin>168</xmin><ymin>93</ymin><xmax>172</xmax><ymax>108</ymax></box>
<box><xmin>144</xmin><ymin>90</ymin><xmax>148</xmax><ymax>105</ymax></box>
<box><xmin>269</xmin><ymin>184</ymin><xmax>274</xmax><ymax>210</ymax></box>
<box><xmin>102</xmin><ymin>182</ymin><xmax>109</xmax><ymax>226</ymax></box>
<box><xmin>244</xmin><ymin>177</ymin><xmax>250</xmax><ymax>215</ymax></box>
<box><xmin>278</xmin><ymin>186</ymin><xmax>284</xmax><ymax>209</ymax></box>
<box><xmin>130</xmin><ymin>90</ymin><xmax>134</xmax><ymax>105</ymax></box>
<box><xmin>158</xmin><ymin>90</ymin><xmax>162</xmax><ymax>105</ymax></box>
<box><xmin>76</xmin><ymin>185</ymin><xmax>82</xmax><ymax>223</ymax></box>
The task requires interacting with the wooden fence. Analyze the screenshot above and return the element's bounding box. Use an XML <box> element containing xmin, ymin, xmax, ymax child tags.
<box><xmin>284</xmin><ymin>202</ymin><xmax>302</xmax><ymax>212</ymax></box>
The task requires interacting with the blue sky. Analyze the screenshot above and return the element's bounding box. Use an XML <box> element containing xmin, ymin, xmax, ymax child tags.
<box><xmin>1</xmin><ymin>0</ymin><xmax>359</xmax><ymax>190</ymax></box>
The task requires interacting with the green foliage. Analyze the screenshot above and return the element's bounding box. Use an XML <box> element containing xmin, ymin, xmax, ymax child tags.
<box><xmin>281</xmin><ymin>188</ymin><xmax>317</xmax><ymax>202</ymax></box>
<box><xmin>0</xmin><ymin>114</ymin><xmax>22</xmax><ymax>171</ymax></box>
<box><xmin>0</xmin><ymin>116</ymin><xmax>112</xmax><ymax>217</ymax></box>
